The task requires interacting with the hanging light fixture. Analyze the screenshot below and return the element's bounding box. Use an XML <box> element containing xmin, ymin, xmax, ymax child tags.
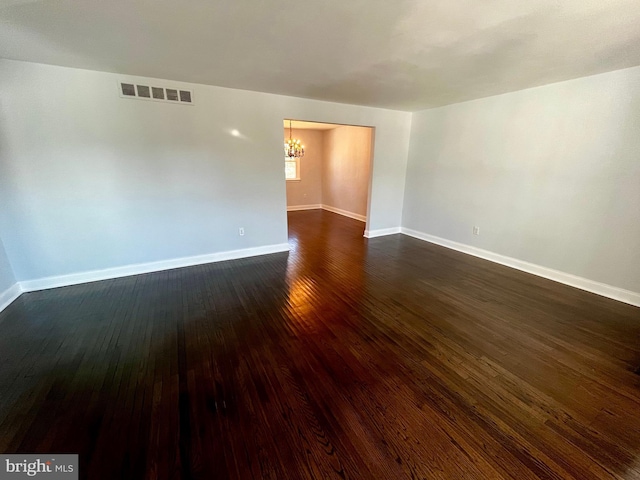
<box><xmin>284</xmin><ymin>120</ymin><xmax>305</xmax><ymax>159</ymax></box>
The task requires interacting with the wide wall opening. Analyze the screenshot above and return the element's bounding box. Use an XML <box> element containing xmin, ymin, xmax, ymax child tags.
<box><xmin>282</xmin><ymin>119</ymin><xmax>374</xmax><ymax>241</ymax></box>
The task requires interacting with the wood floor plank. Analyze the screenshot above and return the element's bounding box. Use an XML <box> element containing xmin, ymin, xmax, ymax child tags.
<box><xmin>0</xmin><ymin>209</ymin><xmax>639</xmax><ymax>479</ymax></box>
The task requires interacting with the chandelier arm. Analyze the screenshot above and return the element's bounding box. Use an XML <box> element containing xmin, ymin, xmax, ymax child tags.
<box><xmin>284</xmin><ymin>119</ymin><xmax>304</xmax><ymax>159</ymax></box>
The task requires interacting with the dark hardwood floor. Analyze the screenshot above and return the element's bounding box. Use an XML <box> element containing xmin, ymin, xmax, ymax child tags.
<box><xmin>1</xmin><ymin>209</ymin><xmax>639</xmax><ymax>479</ymax></box>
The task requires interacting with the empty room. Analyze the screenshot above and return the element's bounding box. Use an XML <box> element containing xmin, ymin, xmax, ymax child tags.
<box><xmin>285</xmin><ymin>119</ymin><xmax>373</xmax><ymax>252</ymax></box>
<box><xmin>0</xmin><ymin>1</ymin><xmax>639</xmax><ymax>479</ymax></box>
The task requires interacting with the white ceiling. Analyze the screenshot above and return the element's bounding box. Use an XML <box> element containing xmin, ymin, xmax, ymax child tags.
<box><xmin>2</xmin><ymin>0</ymin><xmax>640</xmax><ymax>111</ymax></box>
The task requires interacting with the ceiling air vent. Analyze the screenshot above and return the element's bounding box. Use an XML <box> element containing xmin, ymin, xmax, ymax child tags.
<box><xmin>136</xmin><ymin>85</ymin><xmax>151</xmax><ymax>98</ymax></box>
<box><xmin>166</xmin><ymin>88</ymin><xmax>179</xmax><ymax>101</ymax></box>
<box><xmin>121</xmin><ymin>83</ymin><xmax>136</xmax><ymax>96</ymax></box>
<box><xmin>118</xmin><ymin>81</ymin><xmax>194</xmax><ymax>105</ymax></box>
<box><xmin>152</xmin><ymin>87</ymin><xmax>165</xmax><ymax>100</ymax></box>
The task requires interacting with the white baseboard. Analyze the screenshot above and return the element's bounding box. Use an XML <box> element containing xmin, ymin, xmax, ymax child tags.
<box><xmin>321</xmin><ymin>204</ymin><xmax>366</xmax><ymax>222</ymax></box>
<box><xmin>19</xmin><ymin>243</ymin><xmax>291</xmax><ymax>293</ymax></box>
<box><xmin>401</xmin><ymin>227</ymin><xmax>640</xmax><ymax>308</ymax></box>
<box><xmin>287</xmin><ymin>203</ymin><xmax>367</xmax><ymax>222</ymax></box>
<box><xmin>364</xmin><ymin>227</ymin><xmax>402</xmax><ymax>238</ymax></box>
<box><xmin>0</xmin><ymin>283</ymin><xmax>22</xmax><ymax>314</ymax></box>
<box><xmin>287</xmin><ymin>204</ymin><xmax>321</xmax><ymax>212</ymax></box>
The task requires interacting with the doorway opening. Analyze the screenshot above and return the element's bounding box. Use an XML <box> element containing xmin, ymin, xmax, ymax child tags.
<box><xmin>283</xmin><ymin>119</ymin><xmax>375</xmax><ymax>243</ymax></box>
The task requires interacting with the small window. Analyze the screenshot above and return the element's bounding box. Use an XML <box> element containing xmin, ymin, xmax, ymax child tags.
<box><xmin>285</xmin><ymin>157</ymin><xmax>300</xmax><ymax>181</ymax></box>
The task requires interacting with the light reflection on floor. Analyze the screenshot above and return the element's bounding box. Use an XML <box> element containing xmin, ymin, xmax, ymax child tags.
<box><xmin>283</xmin><ymin>210</ymin><xmax>369</xmax><ymax>333</ymax></box>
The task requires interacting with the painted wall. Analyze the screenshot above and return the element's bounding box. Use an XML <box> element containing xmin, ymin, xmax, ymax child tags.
<box><xmin>0</xmin><ymin>59</ymin><xmax>411</xmax><ymax>282</ymax></box>
<box><xmin>402</xmin><ymin>65</ymin><xmax>640</xmax><ymax>294</ymax></box>
<box><xmin>285</xmin><ymin>128</ymin><xmax>323</xmax><ymax>207</ymax></box>
<box><xmin>323</xmin><ymin>126</ymin><xmax>373</xmax><ymax>218</ymax></box>
<box><xmin>0</xmin><ymin>236</ymin><xmax>16</xmax><ymax>294</ymax></box>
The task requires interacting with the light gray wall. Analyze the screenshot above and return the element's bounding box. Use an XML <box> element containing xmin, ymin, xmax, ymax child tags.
<box><xmin>0</xmin><ymin>235</ymin><xmax>16</xmax><ymax>293</ymax></box>
<box><xmin>402</xmin><ymin>65</ymin><xmax>640</xmax><ymax>293</ymax></box>
<box><xmin>0</xmin><ymin>59</ymin><xmax>411</xmax><ymax>282</ymax></box>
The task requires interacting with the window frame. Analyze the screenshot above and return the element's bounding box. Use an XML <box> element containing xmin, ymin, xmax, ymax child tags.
<box><xmin>285</xmin><ymin>157</ymin><xmax>301</xmax><ymax>181</ymax></box>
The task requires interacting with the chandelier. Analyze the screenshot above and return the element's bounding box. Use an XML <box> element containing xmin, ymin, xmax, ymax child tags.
<box><xmin>284</xmin><ymin>120</ymin><xmax>305</xmax><ymax>159</ymax></box>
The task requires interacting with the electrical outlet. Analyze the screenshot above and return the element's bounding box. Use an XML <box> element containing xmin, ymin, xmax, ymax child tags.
<box><xmin>473</xmin><ymin>226</ymin><xmax>480</xmax><ymax>235</ymax></box>
<box><xmin>239</xmin><ymin>227</ymin><xmax>245</xmax><ymax>236</ymax></box>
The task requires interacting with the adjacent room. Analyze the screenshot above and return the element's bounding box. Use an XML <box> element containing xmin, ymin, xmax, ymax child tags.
<box><xmin>0</xmin><ymin>1</ymin><xmax>639</xmax><ymax>479</ymax></box>
<box><xmin>284</xmin><ymin>119</ymin><xmax>373</xmax><ymax>237</ymax></box>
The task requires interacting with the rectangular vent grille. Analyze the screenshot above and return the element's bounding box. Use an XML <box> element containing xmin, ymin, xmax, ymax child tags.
<box><xmin>152</xmin><ymin>87</ymin><xmax>165</xmax><ymax>100</ymax></box>
<box><xmin>137</xmin><ymin>85</ymin><xmax>151</xmax><ymax>98</ymax></box>
<box><xmin>166</xmin><ymin>88</ymin><xmax>179</xmax><ymax>101</ymax></box>
<box><xmin>119</xmin><ymin>82</ymin><xmax>194</xmax><ymax>105</ymax></box>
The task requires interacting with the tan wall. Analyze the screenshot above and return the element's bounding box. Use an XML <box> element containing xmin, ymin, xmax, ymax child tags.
<box><xmin>285</xmin><ymin>128</ymin><xmax>324</xmax><ymax>207</ymax></box>
<box><xmin>322</xmin><ymin>126</ymin><xmax>372</xmax><ymax>218</ymax></box>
